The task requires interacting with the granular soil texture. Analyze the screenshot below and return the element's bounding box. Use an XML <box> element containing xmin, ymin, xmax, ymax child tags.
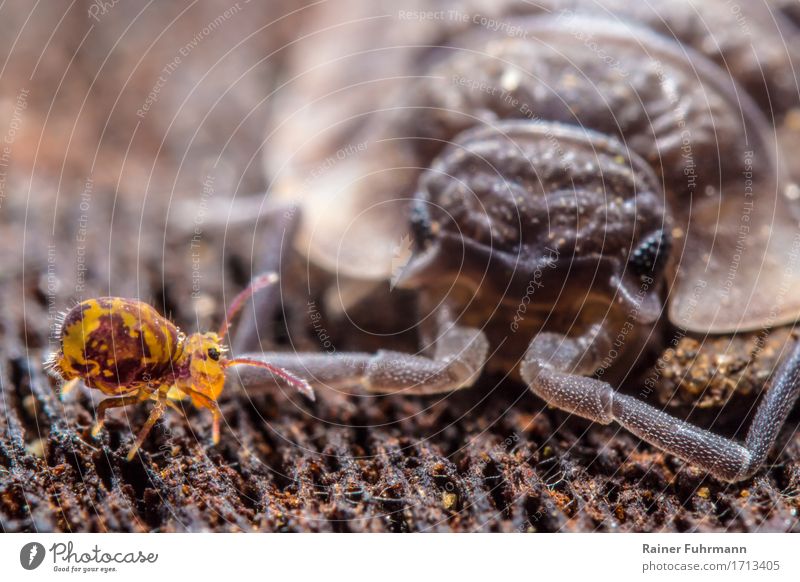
<box><xmin>3</xmin><ymin>306</ymin><xmax>800</xmax><ymax>532</ymax></box>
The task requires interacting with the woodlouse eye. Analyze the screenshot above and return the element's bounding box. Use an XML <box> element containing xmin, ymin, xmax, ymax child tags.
<box><xmin>207</xmin><ymin>347</ymin><xmax>221</xmax><ymax>361</ymax></box>
<box><xmin>629</xmin><ymin>229</ymin><xmax>671</xmax><ymax>280</ymax></box>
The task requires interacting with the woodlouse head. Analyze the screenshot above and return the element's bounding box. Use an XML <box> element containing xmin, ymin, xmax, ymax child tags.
<box><xmin>397</xmin><ymin>122</ymin><xmax>671</xmax><ymax>323</ymax></box>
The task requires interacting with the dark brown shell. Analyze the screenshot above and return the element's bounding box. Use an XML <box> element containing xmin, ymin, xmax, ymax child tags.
<box><xmin>267</xmin><ymin>0</ymin><xmax>800</xmax><ymax>334</ymax></box>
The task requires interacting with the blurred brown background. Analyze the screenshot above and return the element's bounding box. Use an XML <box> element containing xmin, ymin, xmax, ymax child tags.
<box><xmin>1</xmin><ymin>0</ymin><xmax>799</xmax><ymax>533</ymax></box>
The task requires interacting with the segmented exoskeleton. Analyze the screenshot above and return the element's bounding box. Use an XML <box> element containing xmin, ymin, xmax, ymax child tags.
<box><xmin>227</xmin><ymin>0</ymin><xmax>800</xmax><ymax>482</ymax></box>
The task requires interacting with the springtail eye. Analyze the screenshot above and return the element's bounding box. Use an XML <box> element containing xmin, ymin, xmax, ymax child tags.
<box><xmin>208</xmin><ymin>347</ymin><xmax>221</xmax><ymax>361</ymax></box>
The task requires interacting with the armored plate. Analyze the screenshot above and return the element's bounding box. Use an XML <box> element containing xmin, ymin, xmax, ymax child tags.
<box><xmin>264</xmin><ymin>0</ymin><xmax>800</xmax><ymax>334</ymax></box>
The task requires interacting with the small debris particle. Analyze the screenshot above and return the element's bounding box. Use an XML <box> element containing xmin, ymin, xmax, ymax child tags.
<box><xmin>442</xmin><ymin>492</ymin><xmax>458</xmax><ymax>510</ymax></box>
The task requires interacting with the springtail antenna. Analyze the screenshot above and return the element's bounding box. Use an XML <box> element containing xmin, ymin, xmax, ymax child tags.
<box><xmin>218</xmin><ymin>272</ymin><xmax>279</xmax><ymax>339</ymax></box>
<box><xmin>225</xmin><ymin>357</ymin><xmax>315</xmax><ymax>401</ymax></box>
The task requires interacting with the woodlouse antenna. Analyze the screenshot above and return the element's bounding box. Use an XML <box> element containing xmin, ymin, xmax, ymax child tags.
<box><xmin>218</xmin><ymin>272</ymin><xmax>279</xmax><ymax>339</ymax></box>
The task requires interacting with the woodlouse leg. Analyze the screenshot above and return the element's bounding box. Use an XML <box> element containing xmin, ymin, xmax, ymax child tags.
<box><xmin>91</xmin><ymin>394</ymin><xmax>140</xmax><ymax>438</ymax></box>
<box><xmin>521</xmin><ymin>330</ymin><xmax>800</xmax><ymax>482</ymax></box>
<box><xmin>233</xmin><ymin>313</ymin><xmax>488</xmax><ymax>396</ymax></box>
<box><xmin>126</xmin><ymin>400</ymin><xmax>166</xmax><ymax>461</ymax></box>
